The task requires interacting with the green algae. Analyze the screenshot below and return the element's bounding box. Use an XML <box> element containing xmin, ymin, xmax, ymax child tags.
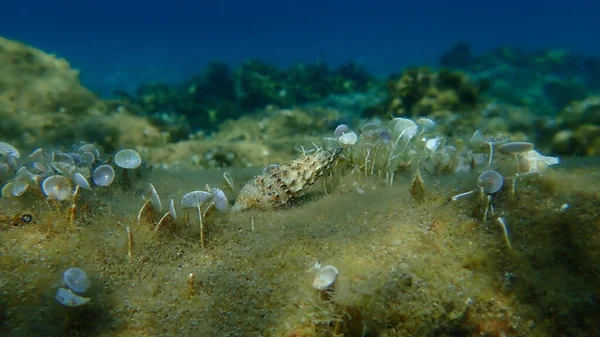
<box><xmin>1</xmin><ymin>163</ymin><xmax>598</xmax><ymax>336</ymax></box>
<box><xmin>127</xmin><ymin>59</ymin><xmax>374</xmax><ymax>132</ymax></box>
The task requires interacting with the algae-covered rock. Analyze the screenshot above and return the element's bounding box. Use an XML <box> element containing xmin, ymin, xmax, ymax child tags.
<box><xmin>0</xmin><ymin>37</ymin><xmax>100</xmax><ymax>116</ymax></box>
<box><xmin>363</xmin><ymin>67</ymin><xmax>485</xmax><ymax>119</ymax></box>
<box><xmin>130</xmin><ymin>61</ymin><xmax>239</xmax><ymax>131</ymax></box>
<box><xmin>543</xmin><ymin>79</ymin><xmax>587</xmax><ymax>109</ymax></box>
<box><xmin>130</xmin><ymin>59</ymin><xmax>374</xmax><ymax>132</ymax></box>
<box><xmin>548</xmin><ymin>96</ymin><xmax>600</xmax><ymax>156</ymax></box>
<box><xmin>236</xmin><ymin>59</ymin><xmax>374</xmax><ymax>112</ymax></box>
<box><xmin>236</xmin><ymin>59</ymin><xmax>286</xmax><ymax>110</ymax></box>
<box><xmin>143</xmin><ymin>107</ymin><xmax>340</xmax><ymax>168</ymax></box>
<box><xmin>0</xmin><ymin>37</ymin><xmax>162</xmax><ymax>152</ymax></box>
<box><xmin>440</xmin><ymin>43</ymin><xmax>600</xmax><ymax>115</ymax></box>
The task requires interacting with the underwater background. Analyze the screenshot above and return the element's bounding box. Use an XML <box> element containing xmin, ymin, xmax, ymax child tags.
<box><xmin>1</xmin><ymin>1</ymin><xmax>600</xmax><ymax>337</ymax></box>
<box><xmin>1</xmin><ymin>0</ymin><xmax>599</xmax><ymax>97</ymax></box>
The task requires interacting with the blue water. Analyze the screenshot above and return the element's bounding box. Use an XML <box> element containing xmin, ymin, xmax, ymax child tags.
<box><xmin>2</xmin><ymin>0</ymin><xmax>598</xmax><ymax>97</ymax></box>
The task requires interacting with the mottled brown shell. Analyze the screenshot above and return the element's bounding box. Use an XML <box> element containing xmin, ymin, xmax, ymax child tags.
<box><xmin>232</xmin><ymin>148</ymin><xmax>342</xmax><ymax>211</ymax></box>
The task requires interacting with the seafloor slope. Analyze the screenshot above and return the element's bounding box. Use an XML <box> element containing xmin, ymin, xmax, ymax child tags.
<box><xmin>1</xmin><ymin>156</ymin><xmax>599</xmax><ymax>336</ymax></box>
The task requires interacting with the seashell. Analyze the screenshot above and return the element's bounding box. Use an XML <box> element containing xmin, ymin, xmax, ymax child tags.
<box><xmin>261</xmin><ymin>164</ymin><xmax>279</xmax><ymax>174</ymax></box>
<box><xmin>232</xmin><ymin>148</ymin><xmax>342</xmax><ymax>211</ymax></box>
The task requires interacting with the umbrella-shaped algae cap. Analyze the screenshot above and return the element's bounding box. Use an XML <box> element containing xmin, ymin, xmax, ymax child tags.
<box><xmin>478</xmin><ymin>170</ymin><xmax>504</xmax><ymax>195</ymax></box>
<box><xmin>392</xmin><ymin>117</ymin><xmax>418</xmax><ymax>141</ymax></box>
<box><xmin>169</xmin><ymin>198</ymin><xmax>177</xmax><ymax>219</ymax></box>
<box><xmin>73</xmin><ymin>172</ymin><xmax>92</xmax><ymax>190</ymax></box>
<box><xmin>42</xmin><ymin>175</ymin><xmax>73</xmax><ymax>201</ymax></box>
<box><xmin>11</xmin><ymin>167</ymin><xmax>37</xmax><ymax>196</ymax></box>
<box><xmin>0</xmin><ymin>141</ymin><xmax>20</xmax><ymax>158</ymax></box>
<box><xmin>211</xmin><ymin>188</ymin><xmax>229</xmax><ymax>212</ymax></box>
<box><xmin>416</xmin><ymin>117</ymin><xmax>436</xmax><ymax>132</ymax></box>
<box><xmin>80</xmin><ymin>151</ymin><xmax>96</xmax><ymax>167</ymax></box>
<box><xmin>148</xmin><ymin>183</ymin><xmax>162</xmax><ymax>212</ymax></box>
<box><xmin>0</xmin><ymin>162</ymin><xmax>9</xmax><ymax>175</ymax></box>
<box><xmin>92</xmin><ymin>165</ymin><xmax>115</xmax><ymax>186</ymax></box>
<box><xmin>181</xmin><ymin>191</ymin><xmax>213</xmax><ymax>209</ymax></box>
<box><xmin>2</xmin><ymin>181</ymin><xmax>14</xmax><ymax>198</ymax></box>
<box><xmin>338</xmin><ymin>131</ymin><xmax>358</xmax><ymax>145</ymax></box>
<box><xmin>114</xmin><ymin>149</ymin><xmax>142</xmax><ymax>169</ymax></box>
<box><xmin>334</xmin><ymin>124</ymin><xmax>349</xmax><ymax>138</ymax></box>
<box><xmin>498</xmin><ymin>142</ymin><xmax>534</xmax><ymax>155</ymax></box>
<box><xmin>181</xmin><ymin>190</ymin><xmax>214</xmax><ymax>248</ymax></box>
<box><xmin>55</xmin><ymin>288</ymin><xmax>90</xmax><ymax>307</ymax></box>
<box><xmin>470</xmin><ymin>130</ymin><xmax>490</xmax><ymax>146</ymax></box>
<box><xmin>63</xmin><ymin>267</ymin><xmax>90</xmax><ymax>293</ymax></box>
<box><xmin>53</xmin><ymin>152</ymin><xmax>76</xmax><ymax>174</ymax></box>
<box><xmin>313</xmin><ymin>265</ymin><xmax>339</xmax><ymax>291</ymax></box>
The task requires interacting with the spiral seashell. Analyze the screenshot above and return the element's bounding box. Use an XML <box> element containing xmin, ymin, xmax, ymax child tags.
<box><xmin>233</xmin><ymin>148</ymin><xmax>342</xmax><ymax>211</ymax></box>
